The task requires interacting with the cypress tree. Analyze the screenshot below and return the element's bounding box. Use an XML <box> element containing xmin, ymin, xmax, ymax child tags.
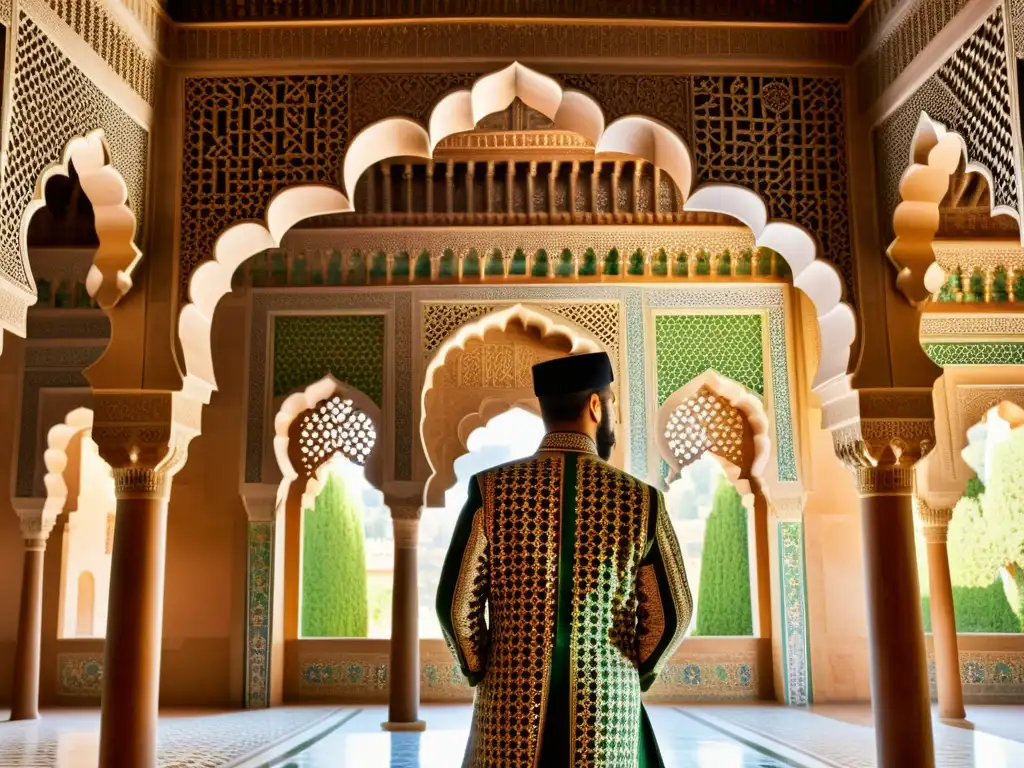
<box><xmin>301</xmin><ymin>473</ymin><xmax>369</xmax><ymax>637</ymax></box>
<box><xmin>694</xmin><ymin>478</ymin><xmax>753</xmax><ymax>636</ymax></box>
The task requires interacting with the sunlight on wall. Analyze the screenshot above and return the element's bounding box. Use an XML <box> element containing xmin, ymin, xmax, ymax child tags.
<box><xmin>665</xmin><ymin>454</ymin><xmax>754</xmax><ymax>637</ymax></box>
<box><xmin>59</xmin><ymin>433</ymin><xmax>115</xmax><ymax>639</ymax></box>
<box><xmin>419</xmin><ymin>407</ymin><xmax>546</xmax><ymax>638</ymax></box>
<box><xmin>299</xmin><ymin>454</ymin><xmax>394</xmax><ymax>639</ymax></box>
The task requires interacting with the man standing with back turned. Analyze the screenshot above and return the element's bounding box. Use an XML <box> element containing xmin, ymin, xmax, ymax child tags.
<box><xmin>437</xmin><ymin>351</ymin><xmax>693</xmax><ymax>767</ymax></box>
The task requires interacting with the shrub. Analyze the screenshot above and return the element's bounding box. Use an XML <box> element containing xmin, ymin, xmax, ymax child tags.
<box><xmin>301</xmin><ymin>473</ymin><xmax>369</xmax><ymax>637</ymax></box>
<box><xmin>693</xmin><ymin>478</ymin><xmax>753</xmax><ymax>636</ymax></box>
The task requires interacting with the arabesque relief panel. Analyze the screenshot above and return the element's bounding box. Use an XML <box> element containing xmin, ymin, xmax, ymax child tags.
<box><xmin>179</xmin><ymin>72</ymin><xmax>852</xmax><ymax>310</ymax></box>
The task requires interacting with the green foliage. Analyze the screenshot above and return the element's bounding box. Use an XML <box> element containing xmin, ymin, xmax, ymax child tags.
<box><xmin>922</xmin><ymin>583</ymin><xmax>1020</xmax><ymax>634</ymax></box>
<box><xmin>964</xmin><ymin>476</ymin><xmax>986</xmax><ymax>499</ymax></box>
<box><xmin>947</xmin><ymin>496</ymin><xmax>1004</xmax><ymax>589</ymax></box>
<box><xmin>978</xmin><ymin>428</ymin><xmax>1024</xmax><ymax>576</ymax></box>
<box><xmin>301</xmin><ymin>474</ymin><xmax>369</xmax><ymax>638</ymax></box>
<box><xmin>693</xmin><ymin>479</ymin><xmax>753</xmax><ymax>636</ymax></box>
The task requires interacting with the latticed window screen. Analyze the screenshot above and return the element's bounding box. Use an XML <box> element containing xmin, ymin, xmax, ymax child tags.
<box><xmin>298</xmin><ymin>396</ymin><xmax>376</xmax><ymax>476</ymax></box>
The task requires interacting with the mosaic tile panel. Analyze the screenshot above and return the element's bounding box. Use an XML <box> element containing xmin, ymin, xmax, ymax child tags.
<box><xmin>272</xmin><ymin>314</ymin><xmax>386</xmax><ymax>402</ymax></box>
<box><xmin>928</xmin><ymin>650</ymin><xmax>1024</xmax><ymax>699</ymax></box>
<box><xmin>924</xmin><ymin>342</ymin><xmax>1024</xmax><ymax>366</ymax></box>
<box><xmin>654</xmin><ymin>314</ymin><xmax>765</xmax><ymax>403</ymax></box>
<box><xmin>779</xmin><ymin>522</ymin><xmax>811</xmax><ymax>706</ymax></box>
<box><xmin>57</xmin><ymin>652</ymin><xmax>103</xmax><ymax>696</ymax></box>
<box><xmin>644</xmin><ymin>658</ymin><xmax>760</xmax><ymax>702</ymax></box>
<box><xmin>245</xmin><ymin>521</ymin><xmax>274</xmax><ymax>709</ymax></box>
<box><xmin>297</xmin><ymin>654</ymin><xmax>759</xmax><ymax>703</ymax></box>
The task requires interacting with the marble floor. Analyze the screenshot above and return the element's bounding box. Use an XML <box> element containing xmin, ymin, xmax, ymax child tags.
<box><xmin>1</xmin><ymin>704</ymin><xmax>1023</xmax><ymax>767</ymax></box>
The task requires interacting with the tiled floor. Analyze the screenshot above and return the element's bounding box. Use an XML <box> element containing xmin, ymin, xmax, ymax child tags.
<box><xmin>2</xmin><ymin>704</ymin><xmax>1024</xmax><ymax>767</ymax></box>
<box><xmin>277</xmin><ymin>706</ymin><xmax>794</xmax><ymax>768</ymax></box>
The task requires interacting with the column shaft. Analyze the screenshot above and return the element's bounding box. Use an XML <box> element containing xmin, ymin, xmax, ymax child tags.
<box><xmin>384</xmin><ymin>517</ymin><xmax>425</xmax><ymax>731</ymax></box>
<box><xmin>10</xmin><ymin>544</ymin><xmax>45</xmax><ymax>720</ymax></box>
<box><xmin>98</xmin><ymin>492</ymin><xmax>169</xmax><ymax>768</ymax></box>
<box><xmin>926</xmin><ymin>536</ymin><xmax>965</xmax><ymax>719</ymax></box>
<box><xmin>861</xmin><ymin>494</ymin><xmax>934</xmax><ymax>768</ymax></box>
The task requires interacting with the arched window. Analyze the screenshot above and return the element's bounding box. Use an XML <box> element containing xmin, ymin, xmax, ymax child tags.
<box><xmin>658</xmin><ymin>381</ymin><xmax>765</xmax><ymax>638</ymax></box>
<box><xmin>419</xmin><ymin>407</ymin><xmax>546</xmax><ymax>638</ymax></box>
<box><xmin>665</xmin><ymin>456</ymin><xmax>753</xmax><ymax>637</ymax></box>
<box><xmin>75</xmin><ymin>571</ymin><xmax>95</xmax><ymax>637</ymax></box>
<box><xmin>58</xmin><ymin>431</ymin><xmax>115</xmax><ymax>639</ymax></box>
<box><xmin>297</xmin><ymin>397</ymin><xmax>391</xmax><ymax>639</ymax></box>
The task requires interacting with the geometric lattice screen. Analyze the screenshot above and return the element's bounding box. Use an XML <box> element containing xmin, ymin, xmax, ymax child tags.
<box><xmin>297</xmin><ymin>396</ymin><xmax>376</xmax><ymax>476</ymax></box>
<box><xmin>664</xmin><ymin>385</ymin><xmax>747</xmax><ymax>469</ymax></box>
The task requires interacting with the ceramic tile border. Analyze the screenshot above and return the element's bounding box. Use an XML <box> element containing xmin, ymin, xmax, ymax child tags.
<box><xmin>57</xmin><ymin>651</ymin><xmax>103</xmax><ymax>697</ymax></box>
<box><xmin>244</xmin><ymin>521</ymin><xmax>274</xmax><ymax>708</ymax></box>
<box><xmin>779</xmin><ymin>521</ymin><xmax>812</xmax><ymax>705</ymax></box>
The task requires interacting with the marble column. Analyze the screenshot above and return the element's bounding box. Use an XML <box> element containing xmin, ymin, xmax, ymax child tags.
<box><xmin>916</xmin><ymin>500</ymin><xmax>965</xmax><ymax>720</ymax></box>
<box><xmin>91</xmin><ymin>390</ymin><xmax>199</xmax><ymax>768</ymax></box>
<box><xmin>98</xmin><ymin>468</ymin><xmax>172</xmax><ymax>768</ymax></box>
<box><xmin>382</xmin><ymin>501</ymin><xmax>425</xmax><ymax>732</ymax></box>
<box><xmin>9</xmin><ymin>499</ymin><xmax>57</xmax><ymax>721</ymax></box>
<box><xmin>828</xmin><ymin>388</ymin><xmax>936</xmax><ymax>768</ymax></box>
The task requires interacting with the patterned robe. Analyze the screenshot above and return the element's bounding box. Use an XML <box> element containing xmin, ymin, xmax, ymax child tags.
<box><xmin>437</xmin><ymin>431</ymin><xmax>693</xmax><ymax>768</ymax></box>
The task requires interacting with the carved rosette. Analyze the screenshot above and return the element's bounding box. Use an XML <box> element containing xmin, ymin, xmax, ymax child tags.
<box><xmin>822</xmin><ymin>387</ymin><xmax>936</xmax><ymax>497</ymax></box>
<box><xmin>90</xmin><ymin>391</ymin><xmax>203</xmax><ymax>501</ymax></box>
<box><xmin>915</xmin><ymin>500</ymin><xmax>954</xmax><ymax>544</ymax></box>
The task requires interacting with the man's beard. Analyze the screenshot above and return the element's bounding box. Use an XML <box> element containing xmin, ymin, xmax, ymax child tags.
<box><xmin>596</xmin><ymin>403</ymin><xmax>616</xmax><ymax>461</ymax></box>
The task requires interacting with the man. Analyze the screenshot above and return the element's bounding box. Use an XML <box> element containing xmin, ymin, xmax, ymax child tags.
<box><xmin>437</xmin><ymin>351</ymin><xmax>693</xmax><ymax>767</ymax></box>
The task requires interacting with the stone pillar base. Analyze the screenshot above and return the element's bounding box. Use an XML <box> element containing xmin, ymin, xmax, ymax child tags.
<box><xmin>381</xmin><ymin>720</ymin><xmax>427</xmax><ymax>733</ymax></box>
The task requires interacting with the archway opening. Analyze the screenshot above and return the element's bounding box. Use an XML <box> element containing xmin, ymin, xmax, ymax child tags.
<box><xmin>419</xmin><ymin>406</ymin><xmax>545</xmax><ymax>639</ymax></box>
<box><xmin>292</xmin><ymin>393</ymin><xmax>391</xmax><ymax>639</ymax></box>
<box><xmin>56</xmin><ymin>428</ymin><xmax>115</xmax><ymax>639</ymax></box>
<box><xmin>665</xmin><ymin>454</ymin><xmax>754</xmax><ymax>637</ymax></box>
<box><xmin>916</xmin><ymin>402</ymin><xmax>1024</xmax><ymax>634</ymax></box>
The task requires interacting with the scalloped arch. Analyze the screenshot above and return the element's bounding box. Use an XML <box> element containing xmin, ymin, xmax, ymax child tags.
<box><xmin>41</xmin><ymin>407</ymin><xmax>95</xmax><ymax>519</ymax></box>
<box><xmin>180</xmin><ymin>61</ymin><xmax>853</xmax><ymax>401</ymax></box>
<box><xmin>420</xmin><ymin>303</ymin><xmax>603</xmax><ymax>506</ymax></box>
<box><xmin>21</xmin><ymin>129</ymin><xmax>142</xmax><ymax>312</ymax></box>
<box><xmin>684</xmin><ymin>185</ymin><xmax>855</xmax><ymax>391</ymax></box>
<box><xmin>656</xmin><ymin>371</ymin><xmax>772</xmax><ymax>487</ymax></box>
<box><xmin>273</xmin><ymin>374</ymin><xmax>384</xmax><ymax>512</ymax></box>
<box><xmin>889</xmin><ymin>112</ymin><xmax>1019</xmax><ymax>308</ymax></box>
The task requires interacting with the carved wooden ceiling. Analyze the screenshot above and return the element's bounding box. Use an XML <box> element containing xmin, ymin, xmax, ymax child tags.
<box><xmin>166</xmin><ymin>0</ymin><xmax>865</xmax><ymax>25</ymax></box>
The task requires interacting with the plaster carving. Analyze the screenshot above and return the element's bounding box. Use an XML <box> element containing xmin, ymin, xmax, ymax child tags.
<box><xmin>420</xmin><ymin>303</ymin><xmax>603</xmax><ymax>506</ymax></box>
<box><xmin>888</xmin><ymin>113</ymin><xmax>1009</xmax><ymax>307</ymax></box>
<box><xmin>272</xmin><ymin>374</ymin><xmax>384</xmax><ymax>516</ymax></box>
<box><xmin>655</xmin><ymin>372</ymin><xmax>772</xmax><ymax>507</ymax></box>
<box><xmin>182</xmin><ymin>63</ymin><xmax>854</xmax><ymax>410</ymax></box>
<box><xmin>17</xmin><ymin>406</ymin><xmax>97</xmax><ymax>541</ymax></box>
<box><xmin>1</xmin><ymin>13</ymin><xmax>148</xmax><ymax>345</ymax></box>
<box><xmin>685</xmin><ymin>185</ymin><xmax>854</xmax><ymax>391</ymax></box>
<box><xmin>23</xmin><ymin>130</ymin><xmax>142</xmax><ymax>311</ymax></box>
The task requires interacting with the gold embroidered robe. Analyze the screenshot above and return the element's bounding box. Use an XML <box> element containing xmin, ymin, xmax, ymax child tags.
<box><xmin>437</xmin><ymin>432</ymin><xmax>693</xmax><ymax>768</ymax></box>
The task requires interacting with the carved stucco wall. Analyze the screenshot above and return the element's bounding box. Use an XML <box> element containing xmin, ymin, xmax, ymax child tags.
<box><xmin>0</xmin><ymin>10</ymin><xmax>149</xmax><ymax>332</ymax></box>
<box><xmin>179</xmin><ymin>73</ymin><xmax>852</xmax><ymax>307</ymax></box>
<box><xmin>873</xmin><ymin>6</ymin><xmax>1020</xmax><ymax>243</ymax></box>
<box><xmin>244</xmin><ymin>284</ymin><xmax>797</xmax><ymax>489</ymax></box>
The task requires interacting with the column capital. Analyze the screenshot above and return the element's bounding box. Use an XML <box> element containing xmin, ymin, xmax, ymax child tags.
<box><xmin>240</xmin><ymin>483</ymin><xmax>280</xmax><ymax>523</ymax></box>
<box><xmin>823</xmin><ymin>387</ymin><xmax>936</xmax><ymax>498</ymax></box>
<box><xmin>90</xmin><ymin>391</ymin><xmax>202</xmax><ymax>500</ymax></box>
<box><xmin>11</xmin><ymin>497</ymin><xmax>57</xmax><ymax>547</ymax></box>
<box><xmin>915</xmin><ymin>498</ymin><xmax>954</xmax><ymax>543</ymax></box>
